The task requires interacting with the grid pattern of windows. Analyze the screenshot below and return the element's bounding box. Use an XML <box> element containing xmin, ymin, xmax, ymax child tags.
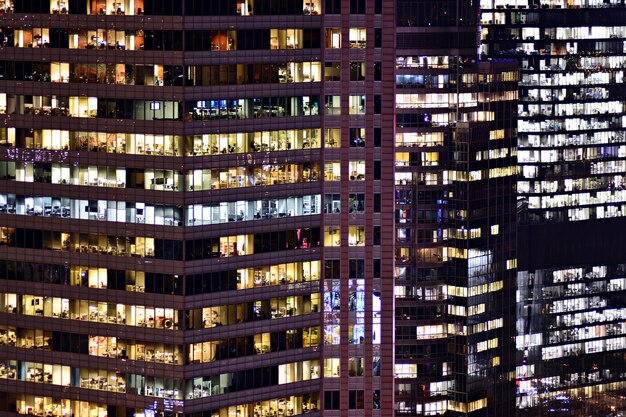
<box><xmin>0</xmin><ymin>2</ymin><xmax>332</xmax><ymax>416</ymax></box>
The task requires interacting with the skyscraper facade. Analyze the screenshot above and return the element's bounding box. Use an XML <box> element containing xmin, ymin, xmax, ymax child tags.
<box><xmin>0</xmin><ymin>1</ymin><xmax>397</xmax><ymax>416</ymax></box>
<box><xmin>0</xmin><ymin>1</ymin><xmax>518</xmax><ymax>417</ymax></box>
<box><xmin>481</xmin><ymin>0</ymin><xmax>626</xmax><ymax>415</ymax></box>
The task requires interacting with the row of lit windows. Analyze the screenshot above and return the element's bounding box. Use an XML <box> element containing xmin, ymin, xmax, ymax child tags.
<box><xmin>187</xmin><ymin>61</ymin><xmax>324</xmax><ymax>86</ymax></box>
<box><xmin>0</xmin><ymin>161</ymin><xmax>182</xmax><ymax>191</ymax></box>
<box><xmin>322</xmin><ymin>357</ymin><xmax>370</xmax><ymax>377</ymax></box>
<box><xmin>0</xmin><ymin>292</ymin><xmax>321</xmax><ymax>330</ymax></box>
<box><xmin>519</xmin><ymin>101</ymin><xmax>623</xmax><ymax>118</ymax></box>
<box><xmin>4</xmin><ymin>27</ymin><xmax>322</xmax><ymax>51</ymax></box>
<box><xmin>0</xmin><ymin>358</ymin><xmax>181</xmax><ymax>398</ymax></box>
<box><xmin>186</xmin><ymin>259</ymin><xmax>321</xmax><ymax>295</ymax></box>
<box><xmin>395</xmin><ymin>363</ymin><xmax>450</xmax><ymax>379</ymax></box>
<box><xmin>2</xmin><ymin>357</ymin><xmax>326</xmax><ymax>401</ymax></box>
<box><xmin>475</xmin><ymin>147</ymin><xmax>514</xmax><ymax>161</ymax></box>
<box><xmin>395</xmin><ymin>132</ymin><xmax>444</xmax><ymax>148</ymax></box>
<box><xmin>446</xmin><ymin>166</ymin><xmax>518</xmax><ymax>182</ymax></box>
<box><xmin>541</xmin><ymin>278</ymin><xmax>625</xmax><ymax>299</ymax></box>
<box><xmin>324</xmin><ymin>318</ymin><xmax>382</xmax><ymax>345</ymax></box>
<box><xmin>396</xmin><ymin>93</ymin><xmax>479</xmax><ymax>109</ymax></box>
<box><xmin>396</xmin><ymin>74</ymin><xmax>450</xmax><ymax>89</ymax></box>
<box><xmin>522</xmin><ymin>171</ymin><xmax>619</xmax><ymax>194</ymax></box>
<box><xmin>2</xmin><ymin>127</ymin><xmax>182</xmax><ymax>155</ymax></box>
<box><xmin>188</xmin><ymin>326</ymin><xmax>319</xmax><ymax>363</ymax></box>
<box><xmin>548</xmin><ymin>322</ymin><xmax>626</xmax><ymax>344</ymax></box>
<box><xmin>548</xmin><ymin>295</ymin><xmax>607</xmax><ymax>314</ymax></box>
<box><xmin>472</xmin><ymin>318</ymin><xmax>504</xmax><ymax>334</ymax></box>
<box><xmin>185</xmin><ymin>228</ymin><xmax>320</xmax><ymax>261</ymax></box>
<box><xmin>323</xmin><ymin>160</ymin><xmax>368</xmax><ymax>181</ymax></box>
<box><xmin>0</xmin><ymin>94</ymin><xmax>182</xmax><ymax>121</ymax></box>
<box><xmin>89</xmin><ymin>335</ymin><xmax>181</xmax><ymax>363</ymax></box>
<box><xmin>0</xmin><ymin>193</ymin><xmax>181</xmax><ymax>225</ymax></box>
<box><xmin>526</xmin><ymin>189</ymin><xmax>626</xmax><ymax>210</ymax></box>
<box><xmin>523</xmin><ymin>55</ymin><xmax>626</xmax><ymax>72</ymax></box>
<box><xmin>0</xmin><ymin>326</ymin><xmax>317</xmax><ymax>365</ymax></box>
<box><xmin>0</xmin><ymin>258</ymin><xmax>319</xmax><ymax>297</ymax></box>
<box><xmin>396</xmin><ymin>151</ymin><xmax>440</xmax><ymax>167</ymax></box>
<box><xmin>397</xmin><ymin>55</ymin><xmax>450</xmax><ymax>69</ymax></box>
<box><xmin>188</xmin><ymin>128</ymin><xmax>327</xmax><ymax>154</ymax></box>
<box><xmin>542</xmin><ymin>336</ymin><xmax>626</xmax><ymax>360</ymax></box>
<box><xmin>475</xmin><ymin>337</ymin><xmax>499</xmax><ymax>353</ymax></box>
<box><xmin>2</xmin><ymin>257</ymin><xmax>318</xmax><ymax>296</ymax></box>
<box><xmin>0</xmin><ymin>127</ymin><xmax>339</xmax><ymax>156</ymax></box>
<box><xmin>522</xmin><ymin>71</ymin><xmax>620</xmax><ymax>87</ymax></box>
<box><xmin>6</xmin><ymin>59</ymin><xmax>356</xmax><ymax>86</ymax></box>
<box><xmin>0</xmin><ymin>228</ymin><xmax>174</xmax><ymax>258</ymax></box>
<box><xmin>191</xmin><ymin>294</ymin><xmax>320</xmax><ymax>329</ymax></box>
<box><xmin>186</xmin><ymin>195</ymin><xmax>320</xmax><ymax>225</ymax></box>
<box><xmin>0</xmin><ymin>192</ymin><xmax>321</xmax><ymax>228</ymax></box>
<box><xmin>493</xmin><ymin>24</ymin><xmax>626</xmax><ymax>41</ymax></box>
<box><xmin>448</xmin><ymin>281</ymin><xmax>504</xmax><ymax>298</ymax></box>
<box><xmin>7</xmin><ymin>0</ymin><xmax>151</xmax><ymax>15</ymax></box>
<box><xmin>0</xmin><ymin>95</ymin><xmax>363</xmax><ymax>124</ymax></box>
<box><xmin>9</xmin><ymin>0</ymin><xmax>353</xmax><ymax>17</ymax></box>
<box><xmin>188</xmin><ymin>359</ymin><xmax>320</xmax><ymax>399</ymax></box>
<box><xmin>519</xmin><ymin>146</ymin><xmax>626</xmax><ymax>164</ymax></box>
<box><xmin>15</xmin><ymin>61</ymin><xmax>326</xmax><ymax>86</ymax></box>
<box><xmin>14</xmin><ymin>396</ymin><xmax>109</xmax><ymax>417</ymax></box>
<box><xmin>552</xmin><ymin>307</ymin><xmax>626</xmax><ymax>331</ymax></box>
<box><xmin>0</xmin><ymin>161</ymin><xmax>321</xmax><ymax>192</ymax></box>
<box><xmin>2</xmin><ymin>26</ymin><xmax>373</xmax><ymax>50</ymax></box>
<box><xmin>192</xmin><ymin>95</ymin><xmax>333</xmax><ymax>120</ymax></box>
<box><xmin>520</xmin><ymin>131</ymin><xmax>624</xmax><ymax>149</ymax></box>
<box><xmin>396</xmin><ymin>93</ymin><xmax>515</xmax><ymax>111</ymax></box>
<box><xmin>0</xmin><ymin>94</ymin><xmax>321</xmax><ymax>121</ymax></box>
<box><xmin>1</xmin><ymin>293</ymin><xmax>178</xmax><ymax>328</ymax></box>
<box><xmin>4</xmin><ymin>61</ymin><xmax>180</xmax><ymax>85</ymax></box>
<box><xmin>552</xmin><ymin>266</ymin><xmax>605</xmax><ymax>283</ymax></box>
<box><xmin>522</xmin><ymin>87</ymin><xmax>609</xmax><ymax>103</ymax></box>
<box><xmin>518</xmin><ymin>377</ymin><xmax>626</xmax><ymax>408</ymax></box>
<box><xmin>185</xmin><ymin>163</ymin><xmax>320</xmax><ymax>191</ymax></box>
<box><xmin>0</xmin><ymin>227</ymin><xmax>322</xmax><ymax>260</ymax></box>
<box><xmin>323</xmin><ymin>226</ymin><xmax>367</xmax><ymax>247</ymax></box>
<box><xmin>446</xmin><ymin>304</ymin><xmax>486</xmax><ymax>318</ymax></box>
<box><xmin>195</xmin><ymin>393</ymin><xmax>319</xmax><ymax>417</ymax></box>
<box><xmin>1</xmin><ymin>58</ymin><xmax>328</xmax><ymax>89</ymax></box>
<box><xmin>485</xmin><ymin>36</ymin><xmax>626</xmax><ymax>56</ymax></box>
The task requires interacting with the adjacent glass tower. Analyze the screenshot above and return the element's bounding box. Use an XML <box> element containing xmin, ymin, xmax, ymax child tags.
<box><xmin>481</xmin><ymin>0</ymin><xmax>626</xmax><ymax>415</ymax></box>
<box><xmin>394</xmin><ymin>1</ymin><xmax>518</xmax><ymax>416</ymax></box>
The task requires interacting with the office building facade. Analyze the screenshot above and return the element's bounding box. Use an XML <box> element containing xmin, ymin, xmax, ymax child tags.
<box><xmin>0</xmin><ymin>1</ymin><xmax>518</xmax><ymax>417</ymax></box>
<box><xmin>0</xmin><ymin>0</ymin><xmax>397</xmax><ymax>416</ymax></box>
<box><xmin>394</xmin><ymin>1</ymin><xmax>518</xmax><ymax>416</ymax></box>
<box><xmin>481</xmin><ymin>0</ymin><xmax>626</xmax><ymax>415</ymax></box>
